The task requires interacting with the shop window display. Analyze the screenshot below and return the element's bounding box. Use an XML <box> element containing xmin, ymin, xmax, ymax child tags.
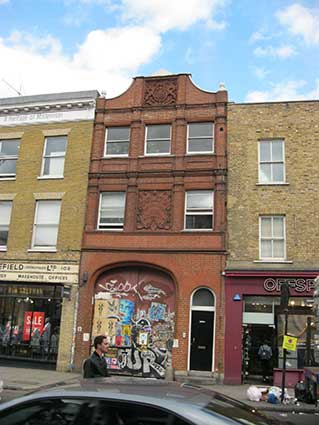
<box><xmin>0</xmin><ymin>284</ymin><xmax>62</xmax><ymax>363</ymax></box>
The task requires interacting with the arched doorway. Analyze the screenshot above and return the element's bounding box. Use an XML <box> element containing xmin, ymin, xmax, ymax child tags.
<box><xmin>189</xmin><ymin>288</ymin><xmax>215</xmax><ymax>371</ymax></box>
<box><xmin>91</xmin><ymin>265</ymin><xmax>176</xmax><ymax>378</ymax></box>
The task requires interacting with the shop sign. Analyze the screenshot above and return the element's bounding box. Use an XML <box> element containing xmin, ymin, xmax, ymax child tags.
<box><xmin>263</xmin><ymin>278</ymin><xmax>315</xmax><ymax>293</ymax></box>
<box><xmin>0</xmin><ymin>262</ymin><xmax>79</xmax><ymax>284</ymax></box>
<box><xmin>23</xmin><ymin>311</ymin><xmax>45</xmax><ymax>341</ymax></box>
<box><xmin>282</xmin><ymin>335</ymin><xmax>298</xmax><ymax>351</ymax></box>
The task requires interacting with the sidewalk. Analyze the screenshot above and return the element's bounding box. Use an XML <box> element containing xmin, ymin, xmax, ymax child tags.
<box><xmin>0</xmin><ymin>366</ymin><xmax>318</xmax><ymax>412</ymax></box>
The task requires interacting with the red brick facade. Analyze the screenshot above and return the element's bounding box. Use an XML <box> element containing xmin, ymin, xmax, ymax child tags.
<box><xmin>75</xmin><ymin>74</ymin><xmax>227</xmax><ymax>379</ymax></box>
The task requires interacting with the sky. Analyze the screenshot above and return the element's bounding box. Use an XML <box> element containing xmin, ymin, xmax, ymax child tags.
<box><xmin>0</xmin><ymin>0</ymin><xmax>318</xmax><ymax>102</ymax></box>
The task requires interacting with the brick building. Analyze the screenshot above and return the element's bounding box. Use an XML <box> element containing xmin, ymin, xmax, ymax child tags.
<box><xmin>75</xmin><ymin>74</ymin><xmax>228</xmax><ymax>380</ymax></box>
<box><xmin>225</xmin><ymin>101</ymin><xmax>319</xmax><ymax>384</ymax></box>
<box><xmin>0</xmin><ymin>91</ymin><xmax>98</xmax><ymax>370</ymax></box>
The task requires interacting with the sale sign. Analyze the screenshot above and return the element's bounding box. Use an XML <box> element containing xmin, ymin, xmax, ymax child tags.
<box><xmin>23</xmin><ymin>311</ymin><xmax>45</xmax><ymax>341</ymax></box>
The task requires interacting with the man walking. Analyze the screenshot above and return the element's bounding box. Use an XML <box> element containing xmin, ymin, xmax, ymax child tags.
<box><xmin>83</xmin><ymin>335</ymin><xmax>109</xmax><ymax>378</ymax></box>
<box><xmin>258</xmin><ymin>340</ymin><xmax>272</xmax><ymax>383</ymax></box>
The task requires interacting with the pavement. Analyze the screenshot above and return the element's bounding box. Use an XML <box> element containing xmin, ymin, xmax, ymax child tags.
<box><xmin>0</xmin><ymin>366</ymin><xmax>318</xmax><ymax>413</ymax></box>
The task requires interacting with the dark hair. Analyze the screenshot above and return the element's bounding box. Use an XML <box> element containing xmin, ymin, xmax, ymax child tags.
<box><xmin>94</xmin><ymin>335</ymin><xmax>107</xmax><ymax>349</ymax></box>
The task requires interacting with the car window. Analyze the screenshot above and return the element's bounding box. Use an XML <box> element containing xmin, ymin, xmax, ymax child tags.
<box><xmin>95</xmin><ymin>401</ymin><xmax>190</xmax><ymax>425</ymax></box>
<box><xmin>0</xmin><ymin>398</ymin><xmax>95</xmax><ymax>425</ymax></box>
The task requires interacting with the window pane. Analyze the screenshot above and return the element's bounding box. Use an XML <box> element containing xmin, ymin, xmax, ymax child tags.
<box><xmin>273</xmin><ymin>217</ymin><xmax>284</xmax><ymax>237</ymax></box>
<box><xmin>273</xmin><ymin>240</ymin><xmax>284</xmax><ymax>258</ymax></box>
<box><xmin>43</xmin><ymin>157</ymin><xmax>64</xmax><ymax>176</ymax></box>
<box><xmin>193</xmin><ymin>288</ymin><xmax>215</xmax><ymax>306</ymax></box>
<box><xmin>147</xmin><ymin>125</ymin><xmax>170</xmax><ymax>139</ymax></box>
<box><xmin>272</xmin><ymin>140</ymin><xmax>283</xmax><ymax>161</ymax></box>
<box><xmin>261</xmin><ymin>217</ymin><xmax>272</xmax><ymax>237</ymax></box>
<box><xmin>259</xmin><ymin>141</ymin><xmax>271</xmax><ymax>161</ymax></box>
<box><xmin>272</xmin><ymin>163</ymin><xmax>284</xmax><ymax>182</ymax></box>
<box><xmin>0</xmin><ymin>159</ymin><xmax>17</xmax><ymax>175</ymax></box>
<box><xmin>107</xmin><ymin>127</ymin><xmax>129</xmax><ymax>141</ymax></box>
<box><xmin>187</xmin><ymin>191</ymin><xmax>212</xmax><ymax>209</ymax></box>
<box><xmin>186</xmin><ymin>214</ymin><xmax>212</xmax><ymax>229</ymax></box>
<box><xmin>36</xmin><ymin>201</ymin><xmax>61</xmax><ymax>224</ymax></box>
<box><xmin>0</xmin><ymin>140</ymin><xmax>20</xmax><ymax>155</ymax></box>
<box><xmin>0</xmin><ymin>201</ymin><xmax>12</xmax><ymax>225</ymax></box>
<box><xmin>188</xmin><ymin>138</ymin><xmax>213</xmax><ymax>152</ymax></box>
<box><xmin>189</xmin><ymin>123</ymin><xmax>213</xmax><ymax>138</ymax></box>
<box><xmin>34</xmin><ymin>226</ymin><xmax>58</xmax><ymax>246</ymax></box>
<box><xmin>100</xmin><ymin>207</ymin><xmax>123</xmax><ymax>220</ymax></box>
<box><xmin>101</xmin><ymin>193</ymin><xmax>125</xmax><ymax>208</ymax></box>
<box><xmin>106</xmin><ymin>141</ymin><xmax>129</xmax><ymax>155</ymax></box>
<box><xmin>45</xmin><ymin>137</ymin><xmax>67</xmax><ymax>156</ymax></box>
<box><xmin>259</xmin><ymin>164</ymin><xmax>271</xmax><ymax>182</ymax></box>
<box><xmin>261</xmin><ymin>240</ymin><xmax>272</xmax><ymax>257</ymax></box>
<box><xmin>0</xmin><ymin>229</ymin><xmax>9</xmax><ymax>246</ymax></box>
<box><xmin>146</xmin><ymin>140</ymin><xmax>170</xmax><ymax>154</ymax></box>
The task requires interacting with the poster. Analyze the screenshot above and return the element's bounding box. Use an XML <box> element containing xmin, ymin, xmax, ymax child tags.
<box><xmin>23</xmin><ymin>311</ymin><xmax>45</xmax><ymax>341</ymax></box>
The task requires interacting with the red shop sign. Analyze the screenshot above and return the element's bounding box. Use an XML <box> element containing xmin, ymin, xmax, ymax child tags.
<box><xmin>23</xmin><ymin>311</ymin><xmax>45</xmax><ymax>341</ymax></box>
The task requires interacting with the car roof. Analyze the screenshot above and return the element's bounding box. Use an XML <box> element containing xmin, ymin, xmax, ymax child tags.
<box><xmin>0</xmin><ymin>378</ymin><xmax>275</xmax><ymax>425</ymax></box>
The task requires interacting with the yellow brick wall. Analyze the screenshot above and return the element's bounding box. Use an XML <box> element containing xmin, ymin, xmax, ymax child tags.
<box><xmin>0</xmin><ymin>120</ymin><xmax>94</xmax><ymax>370</ymax></box>
<box><xmin>227</xmin><ymin>101</ymin><xmax>319</xmax><ymax>270</ymax></box>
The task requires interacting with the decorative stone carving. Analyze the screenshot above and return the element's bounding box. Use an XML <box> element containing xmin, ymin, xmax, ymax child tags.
<box><xmin>137</xmin><ymin>191</ymin><xmax>172</xmax><ymax>231</ymax></box>
<box><xmin>143</xmin><ymin>79</ymin><xmax>177</xmax><ymax>106</ymax></box>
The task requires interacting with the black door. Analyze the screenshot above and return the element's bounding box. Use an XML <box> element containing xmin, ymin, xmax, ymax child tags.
<box><xmin>190</xmin><ymin>310</ymin><xmax>214</xmax><ymax>371</ymax></box>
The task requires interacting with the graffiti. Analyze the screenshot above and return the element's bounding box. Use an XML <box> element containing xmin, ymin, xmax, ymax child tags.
<box><xmin>149</xmin><ymin>302</ymin><xmax>166</xmax><ymax>321</ymax></box>
<box><xmin>118</xmin><ymin>346</ymin><xmax>167</xmax><ymax>378</ymax></box>
<box><xmin>143</xmin><ymin>284</ymin><xmax>166</xmax><ymax>301</ymax></box>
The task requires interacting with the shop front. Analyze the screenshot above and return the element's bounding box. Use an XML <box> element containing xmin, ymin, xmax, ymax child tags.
<box><xmin>0</xmin><ymin>261</ymin><xmax>79</xmax><ymax>368</ymax></box>
<box><xmin>224</xmin><ymin>271</ymin><xmax>318</xmax><ymax>385</ymax></box>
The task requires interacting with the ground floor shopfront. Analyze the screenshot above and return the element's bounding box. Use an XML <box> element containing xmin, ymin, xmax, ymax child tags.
<box><xmin>0</xmin><ymin>260</ymin><xmax>79</xmax><ymax>371</ymax></box>
<box><xmin>224</xmin><ymin>270</ymin><xmax>318</xmax><ymax>385</ymax></box>
<box><xmin>74</xmin><ymin>251</ymin><xmax>225</xmax><ymax>379</ymax></box>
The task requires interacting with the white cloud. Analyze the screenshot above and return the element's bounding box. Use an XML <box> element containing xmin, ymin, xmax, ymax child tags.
<box><xmin>253</xmin><ymin>44</ymin><xmax>296</xmax><ymax>58</ymax></box>
<box><xmin>121</xmin><ymin>0</ymin><xmax>226</xmax><ymax>33</ymax></box>
<box><xmin>245</xmin><ymin>79</ymin><xmax>319</xmax><ymax>102</ymax></box>
<box><xmin>276</xmin><ymin>3</ymin><xmax>319</xmax><ymax>45</ymax></box>
<box><xmin>0</xmin><ymin>27</ymin><xmax>160</xmax><ymax>97</ymax></box>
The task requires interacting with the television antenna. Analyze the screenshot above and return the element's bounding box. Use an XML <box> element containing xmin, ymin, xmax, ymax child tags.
<box><xmin>2</xmin><ymin>78</ymin><xmax>22</xmax><ymax>96</ymax></box>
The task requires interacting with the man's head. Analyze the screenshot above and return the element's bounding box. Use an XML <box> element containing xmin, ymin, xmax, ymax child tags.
<box><xmin>94</xmin><ymin>335</ymin><xmax>108</xmax><ymax>354</ymax></box>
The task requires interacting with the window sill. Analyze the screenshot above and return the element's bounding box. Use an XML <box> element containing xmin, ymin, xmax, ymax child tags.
<box><xmin>186</xmin><ymin>152</ymin><xmax>215</xmax><ymax>156</ymax></box>
<box><xmin>182</xmin><ymin>229</ymin><xmax>214</xmax><ymax>232</ymax></box>
<box><xmin>253</xmin><ymin>259</ymin><xmax>293</xmax><ymax>264</ymax></box>
<box><xmin>256</xmin><ymin>182</ymin><xmax>289</xmax><ymax>186</ymax></box>
<box><xmin>0</xmin><ymin>177</ymin><xmax>16</xmax><ymax>181</ymax></box>
<box><xmin>37</xmin><ymin>176</ymin><xmax>64</xmax><ymax>180</ymax></box>
<box><xmin>139</xmin><ymin>154</ymin><xmax>175</xmax><ymax>158</ymax></box>
<box><xmin>0</xmin><ymin>248</ymin><xmax>7</xmax><ymax>252</ymax></box>
<box><xmin>103</xmin><ymin>155</ymin><xmax>129</xmax><ymax>159</ymax></box>
<box><xmin>28</xmin><ymin>248</ymin><xmax>57</xmax><ymax>252</ymax></box>
<box><xmin>96</xmin><ymin>228</ymin><xmax>123</xmax><ymax>232</ymax></box>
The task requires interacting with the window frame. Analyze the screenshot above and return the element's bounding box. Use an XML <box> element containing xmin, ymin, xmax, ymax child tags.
<box><xmin>259</xmin><ymin>215</ymin><xmax>286</xmax><ymax>261</ymax></box>
<box><xmin>258</xmin><ymin>139</ymin><xmax>285</xmax><ymax>184</ymax></box>
<box><xmin>104</xmin><ymin>126</ymin><xmax>130</xmax><ymax>157</ymax></box>
<box><xmin>144</xmin><ymin>124</ymin><xmax>171</xmax><ymax>156</ymax></box>
<box><xmin>98</xmin><ymin>192</ymin><xmax>126</xmax><ymax>231</ymax></box>
<box><xmin>187</xmin><ymin>122</ymin><xmax>214</xmax><ymax>154</ymax></box>
<box><xmin>0</xmin><ymin>200</ymin><xmax>12</xmax><ymax>250</ymax></box>
<box><xmin>184</xmin><ymin>190</ymin><xmax>214</xmax><ymax>231</ymax></box>
<box><xmin>0</xmin><ymin>138</ymin><xmax>20</xmax><ymax>179</ymax></box>
<box><xmin>31</xmin><ymin>200</ymin><xmax>61</xmax><ymax>251</ymax></box>
<box><xmin>40</xmin><ymin>135</ymin><xmax>67</xmax><ymax>178</ymax></box>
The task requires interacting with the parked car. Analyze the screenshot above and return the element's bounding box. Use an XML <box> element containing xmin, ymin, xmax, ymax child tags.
<box><xmin>0</xmin><ymin>377</ymin><xmax>280</xmax><ymax>425</ymax></box>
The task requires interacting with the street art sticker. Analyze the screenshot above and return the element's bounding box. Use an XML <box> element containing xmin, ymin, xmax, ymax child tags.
<box><xmin>93</xmin><ymin>267</ymin><xmax>176</xmax><ymax>378</ymax></box>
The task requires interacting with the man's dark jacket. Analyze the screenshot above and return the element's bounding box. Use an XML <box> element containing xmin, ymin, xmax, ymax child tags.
<box><xmin>83</xmin><ymin>351</ymin><xmax>109</xmax><ymax>378</ymax></box>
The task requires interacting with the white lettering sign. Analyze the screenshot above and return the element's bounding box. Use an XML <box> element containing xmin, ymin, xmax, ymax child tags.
<box><xmin>0</xmin><ymin>262</ymin><xmax>79</xmax><ymax>274</ymax></box>
<box><xmin>263</xmin><ymin>278</ymin><xmax>315</xmax><ymax>293</ymax></box>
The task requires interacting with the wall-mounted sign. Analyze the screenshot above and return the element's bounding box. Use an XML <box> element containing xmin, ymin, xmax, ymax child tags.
<box><xmin>263</xmin><ymin>278</ymin><xmax>315</xmax><ymax>293</ymax></box>
<box><xmin>282</xmin><ymin>335</ymin><xmax>297</xmax><ymax>351</ymax></box>
<box><xmin>0</xmin><ymin>262</ymin><xmax>79</xmax><ymax>284</ymax></box>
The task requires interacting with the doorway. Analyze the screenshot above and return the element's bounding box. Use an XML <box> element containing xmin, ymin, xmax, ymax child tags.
<box><xmin>189</xmin><ymin>288</ymin><xmax>215</xmax><ymax>371</ymax></box>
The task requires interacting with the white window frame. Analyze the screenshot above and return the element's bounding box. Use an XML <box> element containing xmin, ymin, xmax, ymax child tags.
<box><xmin>0</xmin><ymin>201</ymin><xmax>12</xmax><ymax>250</ymax></box>
<box><xmin>31</xmin><ymin>200</ymin><xmax>61</xmax><ymax>250</ymax></box>
<box><xmin>104</xmin><ymin>127</ymin><xmax>130</xmax><ymax>157</ymax></box>
<box><xmin>259</xmin><ymin>215</ymin><xmax>286</xmax><ymax>261</ymax></box>
<box><xmin>258</xmin><ymin>139</ymin><xmax>285</xmax><ymax>184</ymax></box>
<box><xmin>98</xmin><ymin>192</ymin><xmax>126</xmax><ymax>231</ymax></box>
<box><xmin>0</xmin><ymin>139</ymin><xmax>20</xmax><ymax>179</ymax></box>
<box><xmin>144</xmin><ymin>124</ymin><xmax>171</xmax><ymax>156</ymax></box>
<box><xmin>187</xmin><ymin>122</ymin><xmax>214</xmax><ymax>154</ymax></box>
<box><xmin>40</xmin><ymin>136</ymin><xmax>67</xmax><ymax>178</ymax></box>
<box><xmin>184</xmin><ymin>190</ymin><xmax>214</xmax><ymax>231</ymax></box>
